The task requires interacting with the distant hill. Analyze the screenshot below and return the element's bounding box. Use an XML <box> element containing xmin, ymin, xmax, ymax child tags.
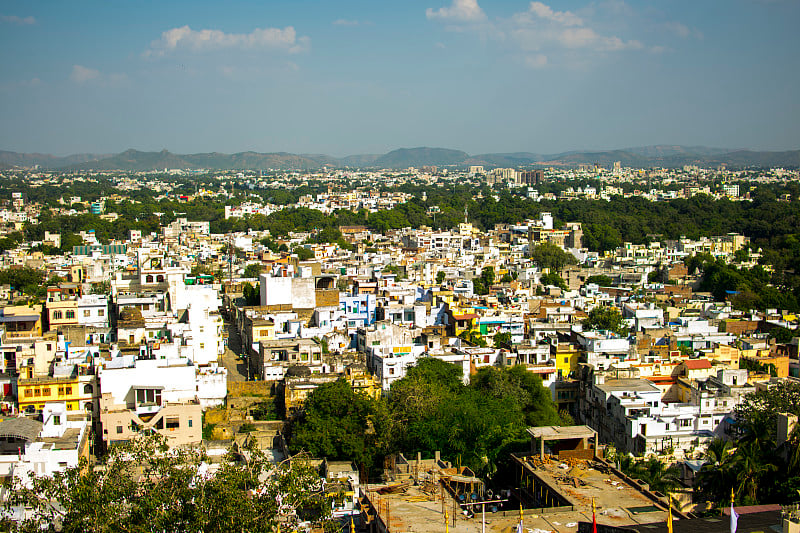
<box><xmin>65</xmin><ymin>149</ymin><xmax>331</xmax><ymax>171</ymax></box>
<box><xmin>622</xmin><ymin>145</ymin><xmax>732</xmax><ymax>158</ymax></box>
<box><xmin>339</xmin><ymin>154</ymin><xmax>381</xmax><ymax>167</ymax></box>
<box><xmin>373</xmin><ymin>147</ymin><xmax>469</xmax><ymax>169</ymax></box>
<box><xmin>1</xmin><ymin>145</ymin><xmax>798</xmax><ymax>171</ymax></box>
<box><xmin>0</xmin><ymin>150</ymin><xmax>109</xmax><ymax>169</ymax></box>
<box><xmin>467</xmin><ymin>152</ymin><xmax>543</xmax><ymax>167</ymax></box>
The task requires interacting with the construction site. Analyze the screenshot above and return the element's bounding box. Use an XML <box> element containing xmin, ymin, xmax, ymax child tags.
<box><xmin>355</xmin><ymin>427</ymin><xmax>682</xmax><ymax>533</ymax></box>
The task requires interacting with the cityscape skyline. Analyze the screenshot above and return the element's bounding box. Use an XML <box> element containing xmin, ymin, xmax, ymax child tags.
<box><xmin>1</xmin><ymin>0</ymin><xmax>799</xmax><ymax>156</ymax></box>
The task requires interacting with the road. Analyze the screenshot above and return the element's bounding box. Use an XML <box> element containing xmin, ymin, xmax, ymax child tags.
<box><xmin>220</xmin><ymin>319</ymin><xmax>248</xmax><ymax>382</ymax></box>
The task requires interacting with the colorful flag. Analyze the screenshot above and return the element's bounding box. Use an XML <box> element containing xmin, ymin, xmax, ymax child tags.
<box><xmin>667</xmin><ymin>498</ymin><xmax>673</xmax><ymax>533</ymax></box>
<box><xmin>592</xmin><ymin>497</ymin><xmax>597</xmax><ymax>533</ymax></box>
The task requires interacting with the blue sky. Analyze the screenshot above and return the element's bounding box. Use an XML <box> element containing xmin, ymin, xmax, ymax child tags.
<box><xmin>1</xmin><ymin>0</ymin><xmax>798</xmax><ymax>156</ymax></box>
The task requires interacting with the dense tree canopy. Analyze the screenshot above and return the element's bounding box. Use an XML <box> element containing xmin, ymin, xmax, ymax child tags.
<box><xmin>288</xmin><ymin>359</ymin><xmax>566</xmax><ymax>481</ymax></box>
<box><xmin>582</xmin><ymin>306</ymin><xmax>628</xmax><ymax>336</ymax></box>
<box><xmin>695</xmin><ymin>382</ymin><xmax>800</xmax><ymax>506</ymax></box>
<box><xmin>4</xmin><ymin>435</ymin><xmax>337</xmax><ymax>533</ymax></box>
<box><xmin>290</xmin><ymin>379</ymin><xmax>390</xmax><ymax>473</ymax></box>
<box><xmin>530</xmin><ymin>242</ymin><xmax>577</xmax><ymax>272</ymax></box>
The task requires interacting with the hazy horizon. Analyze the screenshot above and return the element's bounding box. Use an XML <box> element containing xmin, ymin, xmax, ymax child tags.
<box><xmin>2</xmin><ymin>0</ymin><xmax>799</xmax><ymax>156</ymax></box>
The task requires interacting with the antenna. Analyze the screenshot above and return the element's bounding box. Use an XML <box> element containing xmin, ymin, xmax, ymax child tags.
<box><xmin>228</xmin><ymin>233</ymin><xmax>233</xmax><ymax>283</ymax></box>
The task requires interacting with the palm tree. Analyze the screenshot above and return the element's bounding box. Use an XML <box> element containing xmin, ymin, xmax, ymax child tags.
<box><xmin>704</xmin><ymin>438</ymin><xmax>734</xmax><ymax>466</ymax></box>
<box><xmin>642</xmin><ymin>457</ymin><xmax>681</xmax><ymax>494</ymax></box>
<box><xmin>733</xmin><ymin>441</ymin><xmax>778</xmax><ymax>504</ymax></box>
<box><xmin>694</xmin><ymin>439</ymin><xmax>737</xmax><ymax>505</ymax></box>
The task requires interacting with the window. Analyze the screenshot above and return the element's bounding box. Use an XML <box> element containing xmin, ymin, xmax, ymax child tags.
<box><xmin>84</xmin><ymin>310</ymin><xmax>91</xmax><ymax>317</ymax></box>
<box><xmin>84</xmin><ymin>384</ymin><xmax>93</xmax><ymax>394</ymax></box>
<box><xmin>116</xmin><ymin>425</ymin><xmax>123</xmax><ymax>434</ymax></box>
<box><xmin>65</xmin><ymin>386</ymin><xmax>72</xmax><ymax>395</ymax></box>
<box><xmin>136</xmin><ymin>388</ymin><xmax>162</xmax><ymax>405</ymax></box>
<box><xmin>58</xmin><ymin>387</ymin><xmax>64</xmax><ymax>396</ymax></box>
<box><xmin>25</xmin><ymin>389</ymin><xmax>32</xmax><ymax>397</ymax></box>
<box><xmin>42</xmin><ymin>388</ymin><xmax>51</xmax><ymax>397</ymax></box>
<box><xmin>46</xmin><ymin>343</ymin><xmax>52</xmax><ymax>351</ymax></box>
<box><xmin>34</xmin><ymin>388</ymin><xmax>41</xmax><ymax>397</ymax></box>
<box><xmin>98</xmin><ymin>309</ymin><xmax>104</xmax><ymax>317</ymax></box>
<box><xmin>53</xmin><ymin>311</ymin><xmax>62</xmax><ymax>320</ymax></box>
<box><xmin>52</xmin><ymin>415</ymin><xmax>61</xmax><ymax>425</ymax></box>
<box><xmin>65</xmin><ymin>310</ymin><xmax>75</xmax><ymax>319</ymax></box>
<box><xmin>166</xmin><ymin>417</ymin><xmax>180</xmax><ymax>429</ymax></box>
<box><xmin>199</xmin><ymin>343</ymin><xmax>204</xmax><ymax>350</ymax></box>
<box><xmin>146</xmin><ymin>275</ymin><xmax>154</xmax><ymax>283</ymax></box>
<box><xmin>188</xmin><ymin>419</ymin><xmax>193</xmax><ymax>428</ymax></box>
<box><xmin>67</xmin><ymin>403</ymin><xmax>74</xmax><ymax>411</ymax></box>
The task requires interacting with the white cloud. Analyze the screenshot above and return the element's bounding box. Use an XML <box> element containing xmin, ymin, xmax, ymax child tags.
<box><xmin>513</xmin><ymin>2</ymin><xmax>641</xmax><ymax>52</ymax></box>
<box><xmin>144</xmin><ymin>25</ymin><xmax>310</xmax><ymax>57</ymax></box>
<box><xmin>665</xmin><ymin>21</ymin><xmax>689</xmax><ymax>38</ymax></box>
<box><xmin>525</xmin><ymin>54</ymin><xmax>548</xmax><ymax>68</ymax></box>
<box><xmin>0</xmin><ymin>14</ymin><xmax>36</xmax><ymax>25</ymax></box>
<box><xmin>70</xmin><ymin>65</ymin><xmax>100</xmax><ymax>84</ymax></box>
<box><xmin>333</xmin><ymin>19</ymin><xmax>360</xmax><ymax>26</ymax></box>
<box><xmin>429</xmin><ymin>0</ymin><xmax>643</xmax><ymax>63</ymax></box>
<box><xmin>664</xmin><ymin>21</ymin><xmax>703</xmax><ymax>40</ymax></box>
<box><xmin>526</xmin><ymin>2</ymin><xmax>582</xmax><ymax>27</ymax></box>
<box><xmin>70</xmin><ymin>65</ymin><xmax>128</xmax><ymax>86</ymax></box>
<box><xmin>426</xmin><ymin>0</ymin><xmax>486</xmax><ymax>22</ymax></box>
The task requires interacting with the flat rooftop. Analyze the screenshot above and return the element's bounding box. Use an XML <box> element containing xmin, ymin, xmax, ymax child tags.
<box><xmin>514</xmin><ymin>455</ymin><xmax>673</xmax><ymax>532</ymax></box>
<box><xmin>363</xmin><ymin>457</ymin><xmax>673</xmax><ymax>533</ymax></box>
<box><xmin>528</xmin><ymin>425</ymin><xmax>597</xmax><ymax>440</ymax></box>
<box><xmin>597</xmin><ymin>378</ymin><xmax>661</xmax><ymax>394</ymax></box>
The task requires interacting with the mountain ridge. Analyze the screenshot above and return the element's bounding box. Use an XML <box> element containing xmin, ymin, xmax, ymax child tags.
<box><xmin>1</xmin><ymin>145</ymin><xmax>798</xmax><ymax>171</ymax></box>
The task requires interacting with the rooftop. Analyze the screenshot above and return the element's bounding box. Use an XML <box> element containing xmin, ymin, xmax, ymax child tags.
<box><xmin>528</xmin><ymin>425</ymin><xmax>597</xmax><ymax>441</ymax></box>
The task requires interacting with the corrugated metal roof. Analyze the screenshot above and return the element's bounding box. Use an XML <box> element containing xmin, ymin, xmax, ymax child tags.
<box><xmin>0</xmin><ymin>417</ymin><xmax>42</xmax><ymax>441</ymax></box>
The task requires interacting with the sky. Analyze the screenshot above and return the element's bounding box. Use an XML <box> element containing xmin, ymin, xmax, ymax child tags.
<box><xmin>1</xmin><ymin>0</ymin><xmax>799</xmax><ymax>157</ymax></box>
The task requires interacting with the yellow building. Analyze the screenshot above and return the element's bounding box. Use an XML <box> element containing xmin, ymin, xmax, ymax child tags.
<box><xmin>707</xmin><ymin>344</ymin><xmax>740</xmax><ymax>369</ymax></box>
<box><xmin>345</xmin><ymin>364</ymin><xmax>381</xmax><ymax>400</ymax></box>
<box><xmin>449</xmin><ymin>308</ymin><xmax>479</xmax><ymax>337</ymax></box>
<box><xmin>552</xmin><ymin>342</ymin><xmax>580</xmax><ymax>379</ymax></box>
<box><xmin>0</xmin><ymin>305</ymin><xmax>43</xmax><ymax>339</ymax></box>
<box><xmin>17</xmin><ymin>366</ymin><xmax>96</xmax><ymax>416</ymax></box>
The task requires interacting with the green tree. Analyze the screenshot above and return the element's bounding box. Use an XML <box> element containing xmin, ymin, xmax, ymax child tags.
<box><xmin>768</xmin><ymin>326</ymin><xmax>795</xmax><ymax>344</ymax></box>
<box><xmin>388</xmin><ymin>359</ymin><xmax>562</xmax><ymax>477</ymax></box>
<box><xmin>290</xmin><ymin>379</ymin><xmax>390</xmax><ymax>474</ymax></box>
<box><xmin>583</xmin><ymin>306</ymin><xmax>628</xmax><ymax>336</ymax></box>
<box><xmin>585</xmin><ymin>274</ymin><xmax>613</xmax><ymax>286</ymax></box>
<box><xmin>436</xmin><ymin>271</ymin><xmax>446</xmax><ymax>284</ymax></box>
<box><xmin>540</xmin><ymin>271</ymin><xmax>567</xmax><ymax>290</ymax></box>
<box><xmin>530</xmin><ymin>242</ymin><xmax>577</xmax><ymax>272</ymax></box>
<box><xmin>494</xmin><ymin>331</ymin><xmax>512</xmax><ymax>348</ymax></box>
<box><xmin>293</xmin><ymin>246</ymin><xmax>315</xmax><ymax>261</ymax></box>
<box><xmin>0</xmin><ymin>267</ymin><xmax>45</xmax><ymax>296</ymax></box>
<box><xmin>242</xmin><ymin>282</ymin><xmax>260</xmax><ymax>306</ymax></box>
<box><xmin>243</xmin><ymin>263</ymin><xmax>262</xmax><ymax>279</ymax></box>
<box><xmin>4</xmin><ymin>434</ymin><xmax>336</xmax><ymax>533</ymax></box>
<box><xmin>458</xmin><ymin>329</ymin><xmax>487</xmax><ymax>347</ymax></box>
<box><xmin>480</xmin><ymin>266</ymin><xmax>495</xmax><ymax>287</ymax></box>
